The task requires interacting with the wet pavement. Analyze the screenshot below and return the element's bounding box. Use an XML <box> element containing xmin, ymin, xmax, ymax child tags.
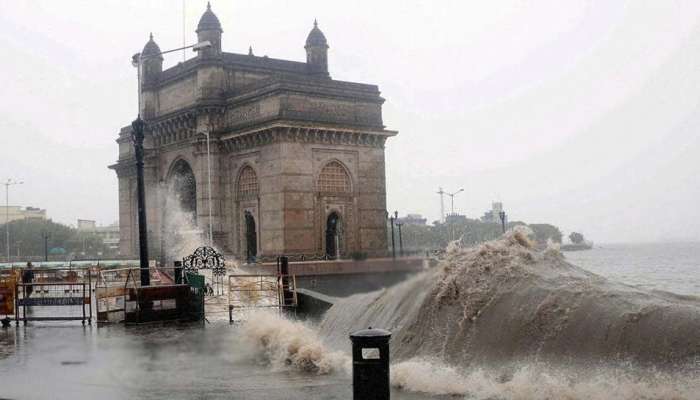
<box><xmin>0</xmin><ymin>321</ymin><xmax>433</xmax><ymax>400</ymax></box>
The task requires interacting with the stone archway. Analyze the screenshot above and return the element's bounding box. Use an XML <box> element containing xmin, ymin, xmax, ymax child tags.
<box><xmin>236</xmin><ymin>165</ymin><xmax>259</xmax><ymax>262</ymax></box>
<box><xmin>162</xmin><ymin>159</ymin><xmax>199</xmax><ymax>262</ymax></box>
<box><xmin>168</xmin><ymin>159</ymin><xmax>197</xmax><ymax>220</ymax></box>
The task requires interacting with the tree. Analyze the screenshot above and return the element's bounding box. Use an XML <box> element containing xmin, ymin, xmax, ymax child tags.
<box><xmin>386</xmin><ymin>217</ymin><xmax>563</xmax><ymax>251</ymax></box>
<box><xmin>569</xmin><ymin>232</ymin><xmax>585</xmax><ymax>244</ymax></box>
<box><xmin>524</xmin><ymin>223</ymin><xmax>563</xmax><ymax>244</ymax></box>
<box><xmin>0</xmin><ymin>219</ymin><xmax>111</xmax><ymax>260</ymax></box>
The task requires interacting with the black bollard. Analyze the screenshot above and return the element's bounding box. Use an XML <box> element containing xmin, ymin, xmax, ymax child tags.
<box><xmin>174</xmin><ymin>261</ymin><xmax>183</xmax><ymax>284</ymax></box>
<box><xmin>350</xmin><ymin>327</ymin><xmax>392</xmax><ymax>400</ymax></box>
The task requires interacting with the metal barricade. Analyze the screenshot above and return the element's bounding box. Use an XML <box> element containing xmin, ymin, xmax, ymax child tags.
<box><xmin>95</xmin><ymin>267</ymin><xmax>136</xmax><ymax>323</ymax></box>
<box><xmin>95</xmin><ymin>267</ymin><xmax>177</xmax><ymax>323</ymax></box>
<box><xmin>15</xmin><ymin>267</ymin><xmax>92</xmax><ymax>325</ymax></box>
<box><xmin>227</xmin><ymin>274</ymin><xmax>297</xmax><ymax>323</ymax></box>
<box><xmin>0</xmin><ymin>269</ymin><xmax>19</xmax><ymax>317</ymax></box>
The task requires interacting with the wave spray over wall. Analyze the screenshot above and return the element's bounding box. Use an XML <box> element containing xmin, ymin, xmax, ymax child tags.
<box><xmin>317</xmin><ymin>227</ymin><xmax>700</xmax><ymax>398</ymax></box>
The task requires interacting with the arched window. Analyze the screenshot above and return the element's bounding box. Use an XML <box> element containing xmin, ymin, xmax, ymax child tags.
<box><xmin>237</xmin><ymin>166</ymin><xmax>259</xmax><ymax>199</ymax></box>
<box><xmin>318</xmin><ymin>161</ymin><xmax>350</xmax><ymax>193</ymax></box>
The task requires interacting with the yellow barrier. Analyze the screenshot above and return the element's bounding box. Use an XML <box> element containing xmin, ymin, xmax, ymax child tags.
<box><xmin>0</xmin><ymin>270</ymin><xmax>19</xmax><ymax>315</ymax></box>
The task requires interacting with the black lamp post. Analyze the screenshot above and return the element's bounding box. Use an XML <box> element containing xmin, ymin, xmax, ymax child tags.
<box><xmin>389</xmin><ymin>211</ymin><xmax>396</xmax><ymax>259</ymax></box>
<box><xmin>396</xmin><ymin>221</ymin><xmax>404</xmax><ymax>257</ymax></box>
<box><xmin>42</xmin><ymin>231</ymin><xmax>50</xmax><ymax>262</ymax></box>
<box><xmin>499</xmin><ymin>210</ymin><xmax>507</xmax><ymax>234</ymax></box>
<box><xmin>130</xmin><ymin>39</ymin><xmax>213</xmax><ymax>287</ymax></box>
<box><xmin>132</xmin><ymin>116</ymin><xmax>150</xmax><ymax>286</ymax></box>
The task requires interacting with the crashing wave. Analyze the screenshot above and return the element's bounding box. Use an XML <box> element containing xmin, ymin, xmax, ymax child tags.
<box><xmin>320</xmin><ymin>226</ymin><xmax>700</xmax><ymax>367</ymax></box>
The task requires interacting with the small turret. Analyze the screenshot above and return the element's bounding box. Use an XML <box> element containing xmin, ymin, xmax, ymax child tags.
<box><xmin>305</xmin><ymin>19</ymin><xmax>329</xmax><ymax>77</ymax></box>
<box><xmin>197</xmin><ymin>2</ymin><xmax>222</xmax><ymax>58</ymax></box>
<box><xmin>141</xmin><ymin>33</ymin><xmax>163</xmax><ymax>84</ymax></box>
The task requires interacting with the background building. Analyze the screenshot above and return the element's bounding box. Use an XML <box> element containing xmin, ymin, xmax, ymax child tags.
<box><xmin>445</xmin><ymin>213</ymin><xmax>468</xmax><ymax>224</ymax></box>
<box><xmin>95</xmin><ymin>223</ymin><xmax>120</xmax><ymax>254</ymax></box>
<box><xmin>481</xmin><ymin>202</ymin><xmax>507</xmax><ymax>224</ymax></box>
<box><xmin>396</xmin><ymin>214</ymin><xmax>427</xmax><ymax>226</ymax></box>
<box><xmin>0</xmin><ymin>206</ymin><xmax>47</xmax><ymax>224</ymax></box>
<box><xmin>77</xmin><ymin>219</ymin><xmax>121</xmax><ymax>255</ymax></box>
<box><xmin>110</xmin><ymin>5</ymin><xmax>396</xmax><ymax>261</ymax></box>
<box><xmin>77</xmin><ymin>219</ymin><xmax>96</xmax><ymax>231</ymax></box>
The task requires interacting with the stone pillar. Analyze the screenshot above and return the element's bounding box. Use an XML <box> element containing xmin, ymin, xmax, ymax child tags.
<box><xmin>117</xmin><ymin>174</ymin><xmax>136</xmax><ymax>258</ymax></box>
<box><xmin>279</xmin><ymin>140</ymin><xmax>316</xmax><ymax>255</ymax></box>
<box><xmin>194</xmin><ymin>114</ymin><xmax>225</xmax><ymax>250</ymax></box>
<box><xmin>357</xmin><ymin>144</ymin><xmax>389</xmax><ymax>256</ymax></box>
<box><xmin>258</xmin><ymin>142</ymin><xmax>284</xmax><ymax>257</ymax></box>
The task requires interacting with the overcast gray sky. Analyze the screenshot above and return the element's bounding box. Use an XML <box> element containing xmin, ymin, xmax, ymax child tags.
<box><xmin>1</xmin><ymin>0</ymin><xmax>699</xmax><ymax>243</ymax></box>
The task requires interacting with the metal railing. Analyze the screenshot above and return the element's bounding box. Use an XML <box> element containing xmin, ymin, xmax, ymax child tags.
<box><xmin>15</xmin><ymin>280</ymin><xmax>91</xmax><ymax>325</ymax></box>
<box><xmin>227</xmin><ymin>274</ymin><xmax>297</xmax><ymax>322</ymax></box>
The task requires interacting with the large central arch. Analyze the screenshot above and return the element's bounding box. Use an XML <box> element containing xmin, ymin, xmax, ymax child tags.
<box><xmin>162</xmin><ymin>159</ymin><xmax>199</xmax><ymax>262</ymax></box>
<box><xmin>168</xmin><ymin>159</ymin><xmax>197</xmax><ymax>220</ymax></box>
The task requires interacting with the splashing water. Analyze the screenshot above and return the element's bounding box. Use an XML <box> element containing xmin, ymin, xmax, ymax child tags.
<box><xmin>390</xmin><ymin>358</ymin><xmax>700</xmax><ymax>399</ymax></box>
<box><xmin>239</xmin><ymin>312</ymin><xmax>700</xmax><ymax>399</ymax></box>
<box><xmin>314</xmin><ymin>227</ymin><xmax>700</xmax><ymax>398</ymax></box>
<box><xmin>159</xmin><ymin>182</ymin><xmax>206</xmax><ymax>262</ymax></box>
<box><xmin>239</xmin><ymin>310</ymin><xmax>350</xmax><ymax>375</ymax></box>
<box><xmin>321</xmin><ymin>227</ymin><xmax>700</xmax><ymax>367</ymax></box>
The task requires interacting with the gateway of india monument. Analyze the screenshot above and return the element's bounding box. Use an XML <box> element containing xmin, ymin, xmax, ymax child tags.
<box><xmin>110</xmin><ymin>3</ymin><xmax>396</xmax><ymax>262</ymax></box>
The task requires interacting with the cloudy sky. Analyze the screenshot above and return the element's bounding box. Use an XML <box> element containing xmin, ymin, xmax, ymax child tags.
<box><xmin>1</xmin><ymin>0</ymin><xmax>699</xmax><ymax>243</ymax></box>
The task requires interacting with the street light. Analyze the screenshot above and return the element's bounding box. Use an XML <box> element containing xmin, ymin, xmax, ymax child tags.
<box><xmin>395</xmin><ymin>220</ymin><xmax>404</xmax><ymax>257</ymax></box>
<box><xmin>131</xmin><ymin>39</ymin><xmax>212</xmax><ymax>286</ymax></box>
<box><xmin>388</xmin><ymin>211</ymin><xmax>396</xmax><ymax>259</ymax></box>
<box><xmin>199</xmin><ymin>128</ymin><xmax>214</xmax><ymax>247</ymax></box>
<box><xmin>42</xmin><ymin>231</ymin><xmax>50</xmax><ymax>262</ymax></box>
<box><xmin>446</xmin><ymin>188</ymin><xmax>464</xmax><ymax>216</ymax></box>
<box><xmin>3</xmin><ymin>179</ymin><xmax>23</xmax><ymax>264</ymax></box>
<box><xmin>436</xmin><ymin>187</ymin><xmax>464</xmax><ymax>223</ymax></box>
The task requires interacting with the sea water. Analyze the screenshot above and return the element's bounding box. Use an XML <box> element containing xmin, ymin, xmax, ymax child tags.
<box><xmin>565</xmin><ymin>242</ymin><xmax>700</xmax><ymax>296</ymax></box>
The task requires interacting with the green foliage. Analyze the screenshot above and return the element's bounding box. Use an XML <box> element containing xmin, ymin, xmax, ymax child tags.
<box><xmin>0</xmin><ymin>219</ymin><xmax>111</xmax><ymax>259</ymax></box>
<box><xmin>387</xmin><ymin>218</ymin><xmax>563</xmax><ymax>251</ymax></box>
<box><xmin>569</xmin><ymin>232</ymin><xmax>585</xmax><ymax>244</ymax></box>
<box><xmin>527</xmin><ymin>224</ymin><xmax>563</xmax><ymax>244</ymax></box>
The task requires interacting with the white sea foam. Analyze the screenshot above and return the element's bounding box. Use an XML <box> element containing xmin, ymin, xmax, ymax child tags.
<box><xmin>240</xmin><ymin>311</ymin><xmax>700</xmax><ymax>399</ymax></box>
<box><xmin>159</xmin><ymin>183</ymin><xmax>206</xmax><ymax>262</ymax></box>
<box><xmin>239</xmin><ymin>310</ymin><xmax>350</xmax><ymax>375</ymax></box>
<box><xmin>391</xmin><ymin>358</ymin><xmax>700</xmax><ymax>399</ymax></box>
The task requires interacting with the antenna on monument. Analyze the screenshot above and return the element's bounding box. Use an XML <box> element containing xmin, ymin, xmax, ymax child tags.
<box><xmin>182</xmin><ymin>0</ymin><xmax>187</xmax><ymax>62</ymax></box>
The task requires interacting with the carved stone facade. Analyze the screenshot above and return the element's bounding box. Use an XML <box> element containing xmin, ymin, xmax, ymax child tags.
<box><xmin>110</xmin><ymin>5</ymin><xmax>396</xmax><ymax>261</ymax></box>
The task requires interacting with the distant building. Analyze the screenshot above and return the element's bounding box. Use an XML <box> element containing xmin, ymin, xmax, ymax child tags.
<box><xmin>95</xmin><ymin>223</ymin><xmax>120</xmax><ymax>254</ymax></box>
<box><xmin>481</xmin><ymin>202</ymin><xmax>507</xmax><ymax>224</ymax></box>
<box><xmin>396</xmin><ymin>214</ymin><xmax>427</xmax><ymax>226</ymax></box>
<box><xmin>0</xmin><ymin>206</ymin><xmax>47</xmax><ymax>224</ymax></box>
<box><xmin>445</xmin><ymin>213</ymin><xmax>467</xmax><ymax>224</ymax></box>
<box><xmin>77</xmin><ymin>219</ymin><xmax>120</xmax><ymax>254</ymax></box>
<box><xmin>77</xmin><ymin>219</ymin><xmax>97</xmax><ymax>231</ymax></box>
